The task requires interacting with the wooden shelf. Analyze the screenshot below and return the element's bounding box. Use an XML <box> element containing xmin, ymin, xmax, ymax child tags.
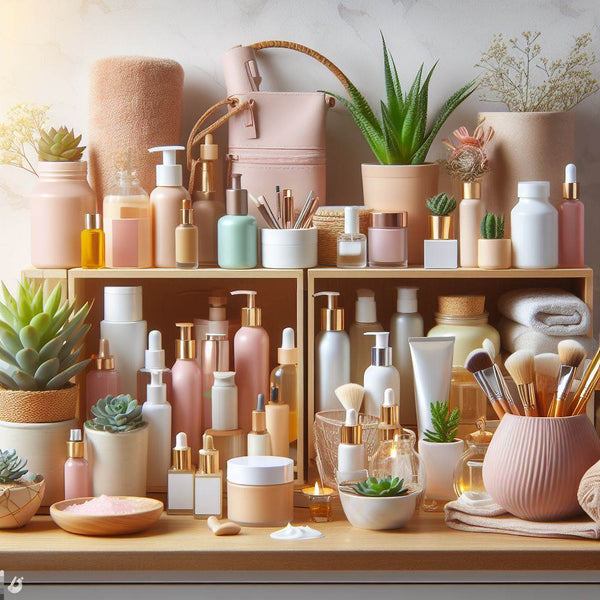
<box><xmin>1</xmin><ymin>507</ymin><xmax>598</xmax><ymax>573</ymax></box>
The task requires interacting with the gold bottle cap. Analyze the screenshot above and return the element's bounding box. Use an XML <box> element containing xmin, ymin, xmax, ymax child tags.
<box><xmin>85</xmin><ymin>213</ymin><xmax>102</xmax><ymax>230</ymax></box>
<box><xmin>371</xmin><ymin>211</ymin><xmax>407</xmax><ymax>228</ymax></box>
<box><xmin>180</xmin><ymin>198</ymin><xmax>194</xmax><ymax>225</ymax></box>
<box><xmin>251</xmin><ymin>394</ymin><xmax>267</xmax><ymax>434</ymax></box>
<box><xmin>67</xmin><ymin>428</ymin><xmax>84</xmax><ymax>459</ymax></box>
<box><xmin>199</xmin><ymin>434</ymin><xmax>219</xmax><ymax>474</ymax></box>
<box><xmin>200</xmin><ymin>134</ymin><xmax>219</xmax><ymax>161</ymax></box>
<box><xmin>379</xmin><ymin>388</ymin><xmax>401</xmax><ymax>441</ymax></box>
<box><xmin>231</xmin><ymin>290</ymin><xmax>261</xmax><ymax>327</ymax></box>
<box><xmin>172</xmin><ymin>432</ymin><xmax>192</xmax><ymax>470</ymax></box>
<box><xmin>175</xmin><ymin>323</ymin><xmax>196</xmax><ymax>360</ymax></box>
<box><xmin>314</xmin><ymin>291</ymin><xmax>344</xmax><ymax>332</ymax></box>
<box><xmin>91</xmin><ymin>338</ymin><xmax>115</xmax><ymax>370</ymax></box>
<box><xmin>563</xmin><ymin>182</ymin><xmax>579</xmax><ymax>200</ymax></box>
<box><xmin>462</xmin><ymin>181</ymin><xmax>481</xmax><ymax>199</ymax></box>
<box><xmin>340</xmin><ymin>408</ymin><xmax>362</xmax><ymax>445</ymax></box>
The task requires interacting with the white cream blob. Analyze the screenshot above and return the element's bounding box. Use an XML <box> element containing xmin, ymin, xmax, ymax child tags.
<box><xmin>270</xmin><ymin>523</ymin><xmax>323</xmax><ymax>540</ymax></box>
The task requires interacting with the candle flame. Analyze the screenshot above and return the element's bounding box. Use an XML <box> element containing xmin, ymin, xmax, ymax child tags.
<box><xmin>314</xmin><ymin>481</ymin><xmax>321</xmax><ymax>495</ymax></box>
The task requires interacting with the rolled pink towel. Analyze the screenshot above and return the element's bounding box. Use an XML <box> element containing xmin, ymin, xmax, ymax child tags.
<box><xmin>88</xmin><ymin>55</ymin><xmax>184</xmax><ymax>203</ymax></box>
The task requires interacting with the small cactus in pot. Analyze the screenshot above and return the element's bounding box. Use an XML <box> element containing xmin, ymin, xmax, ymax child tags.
<box><xmin>478</xmin><ymin>212</ymin><xmax>512</xmax><ymax>269</ymax></box>
<box><xmin>426</xmin><ymin>193</ymin><xmax>456</xmax><ymax>239</ymax></box>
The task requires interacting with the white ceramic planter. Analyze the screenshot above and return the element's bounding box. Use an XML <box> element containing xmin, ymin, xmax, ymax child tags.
<box><xmin>85</xmin><ymin>424</ymin><xmax>148</xmax><ymax>497</ymax></box>
<box><xmin>418</xmin><ymin>439</ymin><xmax>464</xmax><ymax>501</ymax></box>
<box><xmin>339</xmin><ymin>488</ymin><xmax>420</xmax><ymax>530</ymax></box>
<box><xmin>0</xmin><ymin>419</ymin><xmax>77</xmax><ymax>510</ymax></box>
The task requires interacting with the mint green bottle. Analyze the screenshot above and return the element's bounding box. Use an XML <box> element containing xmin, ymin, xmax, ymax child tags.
<box><xmin>217</xmin><ymin>174</ymin><xmax>257</xmax><ymax>269</ymax></box>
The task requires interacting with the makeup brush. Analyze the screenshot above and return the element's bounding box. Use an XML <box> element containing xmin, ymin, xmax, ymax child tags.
<box><xmin>249</xmin><ymin>193</ymin><xmax>280</xmax><ymax>229</ymax></box>
<box><xmin>571</xmin><ymin>346</ymin><xmax>600</xmax><ymax>416</ymax></box>
<box><xmin>551</xmin><ymin>340</ymin><xmax>586</xmax><ymax>417</ymax></box>
<box><xmin>275</xmin><ymin>185</ymin><xmax>282</xmax><ymax>226</ymax></box>
<box><xmin>533</xmin><ymin>353</ymin><xmax>560</xmax><ymax>417</ymax></box>
<box><xmin>504</xmin><ymin>350</ymin><xmax>538</xmax><ymax>417</ymax></box>
<box><xmin>334</xmin><ymin>383</ymin><xmax>364</xmax><ymax>413</ymax></box>
<box><xmin>293</xmin><ymin>190</ymin><xmax>314</xmax><ymax>229</ymax></box>
<box><xmin>482</xmin><ymin>338</ymin><xmax>520</xmax><ymax>415</ymax></box>
<box><xmin>464</xmin><ymin>349</ymin><xmax>505</xmax><ymax>420</ymax></box>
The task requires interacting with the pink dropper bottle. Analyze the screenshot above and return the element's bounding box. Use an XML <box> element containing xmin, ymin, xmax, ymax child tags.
<box><xmin>558</xmin><ymin>163</ymin><xmax>584</xmax><ymax>268</ymax></box>
<box><xmin>64</xmin><ymin>429</ymin><xmax>90</xmax><ymax>500</ymax></box>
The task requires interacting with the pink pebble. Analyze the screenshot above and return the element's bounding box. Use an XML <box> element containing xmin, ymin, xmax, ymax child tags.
<box><xmin>64</xmin><ymin>495</ymin><xmax>153</xmax><ymax>515</ymax></box>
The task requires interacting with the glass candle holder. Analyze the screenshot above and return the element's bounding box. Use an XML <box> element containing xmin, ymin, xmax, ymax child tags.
<box><xmin>302</xmin><ymin>482</ymin><xmax>334</xmax><ymax>522</ymax></box>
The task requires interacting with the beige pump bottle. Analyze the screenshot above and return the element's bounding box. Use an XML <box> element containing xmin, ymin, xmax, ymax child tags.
<box><xmin>265</xmin><ymin>386</ymin><xmax>290</xmax><ymax>458</ymax></box>
<box><xmin>149</xmin><ymin>146</ymin><xmax>191</xmax><ymax>268</ymax></box>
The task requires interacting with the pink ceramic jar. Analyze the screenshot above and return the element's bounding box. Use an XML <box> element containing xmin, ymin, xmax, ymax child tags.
<box><xmin>30</xmin><ymin>161</ymin><xmax>96</xmax><ymax>268</ymax></box>
<box><xmin>368</xmin><ymin>212</ymin><xmax>408</xmax><ymax>267</ymax></box>
<box><xmin>483</xmin><ymin>414</ymin><xmax>600</xmax><ymax>521</ymax></box>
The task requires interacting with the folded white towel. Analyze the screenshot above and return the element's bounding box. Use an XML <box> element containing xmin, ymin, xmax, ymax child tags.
<box><xmin>498</xmin><ymin>288</ymin><xmax>591</xmax><ymax>336</ymax></box>
<box><xmin>498</xmin><ymin>318</ymin><xmax>598</xmax><ymax>356</ymax></box>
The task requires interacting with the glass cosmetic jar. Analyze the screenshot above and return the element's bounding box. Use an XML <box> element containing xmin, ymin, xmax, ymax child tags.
<box><xmin>368</xmin><ymin>212</ymin><xmax>408</xmax><ymax>267</ymax></box>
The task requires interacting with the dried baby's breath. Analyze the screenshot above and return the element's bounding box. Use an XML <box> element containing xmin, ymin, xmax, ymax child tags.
<box><xmin>476</xmin><ymin>31</ymin><xmax>599</xmax><ymax>112</ymax></box>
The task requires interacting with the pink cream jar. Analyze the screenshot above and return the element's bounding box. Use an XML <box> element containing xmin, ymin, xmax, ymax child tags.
<box><xmin>368</xmin><ymin>212</ymin><xmax>408</xmax><ymax>267</ymax></box>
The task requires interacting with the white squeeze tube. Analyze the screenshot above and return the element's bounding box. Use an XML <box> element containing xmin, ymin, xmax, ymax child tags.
<box><xmin>408</xmin><ymin>337</ymin><xmax>455</xmax><ymax>439</ymax></box>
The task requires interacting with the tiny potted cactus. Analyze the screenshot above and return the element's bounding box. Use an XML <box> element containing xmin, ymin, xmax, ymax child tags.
<box><xmin>338</xmin><ymin>476</ymin><xmax>420</xmax><ymax>530</ymax></box>
<box><xmin>426</xmin><ymin>193</ymin><xmax>457</xmax><ymax>239</ymax></box>
<box><xmin>478</xmin><ymin>213</ymin><xmax>511</xmax><ymax>269</ymax></box>
<box><xmin>84</xmin><ymin>394</ymin><xmax>148</xmax><ymax>497</ymax></box>
<box><xmin>418</xmin><ymin>401</ymin><xmax>464</xmax><ymax>511</ymax></box>
<box><xmin>0</xmin><ymin>449</ymin><xmax>45</xmax><ymax>528</ymax></box>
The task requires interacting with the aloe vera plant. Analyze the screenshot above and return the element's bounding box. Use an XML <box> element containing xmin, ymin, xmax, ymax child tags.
<box><xmin>480</xmin><ymin>213</ymin><xmax>505</xmax><ymax>239</ymax></box>
<box><xmin>323</xmin><ymin>35</ymin><xmax>477</xmax><ymax>165</ymax></box>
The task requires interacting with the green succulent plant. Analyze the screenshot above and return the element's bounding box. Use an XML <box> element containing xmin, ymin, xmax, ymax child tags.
<box><xmin>38</xmin><ymin>126</ymin><xmax>85</xmax><ymax>162</ymax></box>
<box><xmin>426</xmin><ymin>192</ymin><xmax>457</xmax><ymax>216</ymax></box>
<box><xmin>0</xmin><ymin>449</ymin><xmax>28</xmax><ymax>485</ymax></box>
<box><xmin>423</xmin><ymin>401</ymin><xmax>461</xmax><ymax>443</ymax></box>
<box><xmin>0</xmin><ymin>280</ymin><xmax>91</xmax><ymax>391</ymax></box>
<box><xmin>352</xmin><ymin>476</ymin><xmax>409</xmax><ymax>497</ymax></box>
<box><xmin>85</xmin><ymin>394</ymin><xmax>145</xmax><ymax>433</ymax></box>
<box><xmin>480</xmin><ymin>212</ymin><xmax>505</xmax><ymax>239</ymax></box>
<box><xmin>322</xmin><ymin>35</ymin><xmax>477</xmax><ymax>165</ymax></box>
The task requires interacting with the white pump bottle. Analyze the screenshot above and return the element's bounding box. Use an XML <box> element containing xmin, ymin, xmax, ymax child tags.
<box><xmin>363</xmin><ymin>331</ymin><xmax>400</xmax><ymax>417</ymax></box>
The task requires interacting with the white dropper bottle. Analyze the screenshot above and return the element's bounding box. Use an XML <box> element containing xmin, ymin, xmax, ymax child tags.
<box><xmin>336</xmin><ymin>408</ymin><xmax>367</xmax><ymax>484</ymax></box>
<box><xmin>363</xmin><ymin>331</ymin><xmax>400</xmax><ymax>417</ymax></box>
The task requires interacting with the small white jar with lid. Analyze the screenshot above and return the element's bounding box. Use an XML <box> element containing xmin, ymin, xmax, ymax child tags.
<box><xmin>511</xmin><ymin>181</ymin><xmax>558</xmax><ymax>269</ymax></box>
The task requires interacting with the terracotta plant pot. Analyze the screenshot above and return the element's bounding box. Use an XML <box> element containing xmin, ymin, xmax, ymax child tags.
<box><xmin>0</xmin><ymin>419</ymin><xmax>77</xmax><ymax>510</ymax></box>
<box><xmin>483</xmin><ymin>414</ymin><xmax>600</xmax><ymax>521</ymax></box>
<box><xmin>0</xmin><ymin>476</ymin><xmax>45</xmax><ymax>529</ymax></box>
<box><xmin>477</xmin><ymin>238</ymin><xmax>512</xmax><ymax>269</ymax></box>
<box><xmin>362</xmin><ymin>163</ymin><xmax>439</xmax><ymax>265</ymax></box>
<box><xmin>428</xmin><ymin>215</ymin><xmax>453</xmax><ymax>240</ymax></box>
<box><xmin>0</xmin><ymin>385</ymin><xmax>78</xmax><ymax>423</ymax></box>
<box><xmin>85</xmin><ymin>424</ymin><xmax>149</xmax><ymax>497</ymax></box>
<box><xmin>478</xmin><ymin>112</ymin><xmax>574</xmax><ymax>235</ymax></box>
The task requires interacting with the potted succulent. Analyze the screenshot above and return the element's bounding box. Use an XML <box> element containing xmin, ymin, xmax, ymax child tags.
<box><xmin>324</xmin><ymin>36</ymin><xmax>476</xmax><ymax>264</ymax></box>
<box><xmin>478</xmin><ymin>213</ymin><xmax>511</xmax><ymax>269</ymax></box>
<box><xmin>476</xmin><ymin>31</ymin><xmax>598</xmax><ymax>223</ymax></box>
<box><xmin>426</xmin><ymin>193</ymin><xmax>456</xmax><ymax>240</ymax></box>
<box><xmin>339</xmin><ymin>476</ymin><xmax>420</xmax><ymax>530</ymax></box>
<box><xmin>85</xmin><ymin>394</ymin><xmax>148</xmax><ymax>497</ymax></box>
<box><xmin>0</xmin><ymin>280</ymin><xmax>90</xmax><ymax>509</ymax></box>
<box><xmin>418</xmin><ymin>401</ymin><xmax>463</xmax><ymax>511</ymax></box>
<box><xmin>0</xmin><ymin>449</ymin><xmax>45</xmax><ymax>529</ymax></box>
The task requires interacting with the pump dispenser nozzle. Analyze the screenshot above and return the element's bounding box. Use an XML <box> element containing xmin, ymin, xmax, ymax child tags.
<box><xmin>172</xmin><ymin>431</ymin><xmax>192</xmax><ymax>470</ymax></box>
<box><xmin>278</xmin><ymin>327</ymin><xmax>298</xmax><ymax>364</ymax></box>
<box><xmin>148</xmin><ymin>145</ymin><xmax>185</xmax><ymax>187</ymax></box>
<box><xmin>365</xmin><ymin>331</ymin><xmax>392</xmax><ymax>366</ymax></box>
<box><xmin>231</xmin><ymin>290</ymin><xmax>261</xmax><ymax>326</ymax></box>
<box><xmin>175</xmin><ymin>323</ymin><xmax>196</xmax><ymax>360</ymax></box>
<box><xmin>379</xmin><ymin>388</ymin><xmax>401</xmax><ymax>441</ymax></box>
<box><xmin>314</xmin><ymin>291</ymin><xmax>344</xmax><ymax>331</ymax></box>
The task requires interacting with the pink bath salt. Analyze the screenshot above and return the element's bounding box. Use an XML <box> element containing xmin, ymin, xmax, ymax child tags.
<box><xmin>64</xmin><ymin>495</ymin><xmax>153</xmax><ymax>516</ymax></box>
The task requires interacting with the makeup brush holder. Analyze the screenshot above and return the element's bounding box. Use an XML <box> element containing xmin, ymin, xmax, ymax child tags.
<box><xmin>261</xmin><ymin>227</ymin><xmax>318</xmax><ymax>268</ymax></box>
<box><xmin>483</xmin><ymin>414</ymin><xmax>600</xmax><ymax>521</ymax></box>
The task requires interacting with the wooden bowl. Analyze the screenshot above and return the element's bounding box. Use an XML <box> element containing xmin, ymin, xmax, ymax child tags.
<box><xmin>50</xmin><ymin>497</ymin><xmax>163</xmax><ymax>536</ymax></box>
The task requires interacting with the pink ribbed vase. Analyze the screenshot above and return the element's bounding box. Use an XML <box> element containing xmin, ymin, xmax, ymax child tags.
<box><xmin>483</xmin><ymin>414</ymin><xmax>600</xmax><ymax>521</ymax></box>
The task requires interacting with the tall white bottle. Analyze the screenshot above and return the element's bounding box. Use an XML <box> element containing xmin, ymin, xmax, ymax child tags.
<box><xmin>459</xmin><ymin>181</ymin><xmax>484</xmax><ymax>267</ymax></box>
<box><xmin>349</xmin><ymin>289</ymin><xmax>383</xmax><ymax>384</ymax></box>
<box><xmin>336</xmin><ymin>408</ymin><xmax>367</xmax><ymax>484</ymax></box>
<box><xmin>511</xmin><ymin>181</ymin><xmax>558</xmax><ymax>268</ymax></box>
<box><xmin>363</xmin><ymin>331</ymin><xmax>400</xmax><ymax>417</ymax></box>
<box><xmin>314</xmin><ymin>292</ymin><xmax>350</xmax><ymax>412</ymax></box>
<box><xmin>390</xmin><ymin>287</ymin><xmax>424</xmax><ymax>426</ymax></box>
<box><xmin>142</xmin><ymin>370</ymin><xmax>172</xmax><ymax>492</ymax></box>
<box><xmin>100</xmin><ymin>286</ymin><xmax>147</xmax><ymax>397</ymax></box>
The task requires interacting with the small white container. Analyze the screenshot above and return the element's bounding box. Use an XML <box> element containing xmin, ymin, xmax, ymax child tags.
<box><xmin>227</xmin><ymin>456</ymin><xmax>294</xmax><ymax>526</ymax></box>
<box><xmin>511</xmin><ymin>181</ymin><xmax>558</xmax><ymax>268</ymax></box>
<box><xmin>424</xmin><ymin>239</ymin><xmax>458</xmax><ymax>269</ymax></box>
<box><xmin>261</xmin><ymin>227</ymin><xmax>317</xmax><ymax>268</ymax></box>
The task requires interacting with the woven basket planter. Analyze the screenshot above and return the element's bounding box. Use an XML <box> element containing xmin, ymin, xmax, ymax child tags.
<box><xmin>0</xmin><ymin>385</ymin><xmax>79</xmax><ymax>423</ymax></box>
<box><xmin>313</xmin><ymin>206</ymin><xmax>373</xmax><ymax>266</ymax></box>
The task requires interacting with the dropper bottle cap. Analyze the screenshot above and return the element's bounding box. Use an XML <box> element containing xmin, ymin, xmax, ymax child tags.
<box><xmin>180</xmin><ymin>197</ymin><xmax>194</xmax><ymax>225</ymax></box>
<box><xmin>277</xmin><ymin>327</ymin><xmax>298</xmax><ymax>364</ymax></box>
<box><xmin>92</xmin><ymin>339</ymin><xmax>115</xmax><ymax>370</ymax></box>
<box><xmin>379</xmin><ymin>388</ymin><xmax>401</xmax><ymax>441</ymax></box>
<box><xmin>231</xmin><ymin>290</ymin><xmax>261</xmax><ymax>327</ymax></box>
<box><xmin>251</xmin><ymin>393</ymin><xmax>267</xmax><ymax>434</ymax></box>
<box><xmin>67</xmin><ymin>428</ymin><xmax>84</xmax><ymax>458</ymax></box>
<box><xmin>563</xmin><ymin>163</ymin><xmax>579</xmax><ymax>200</ymax></box>
<box><xmin>146</xmin><ymin>369</ymin><xmax>167</xmax><ymax>405</ymax></box>
<box><xmin>172</xmin><ymin>432</ymin><xmax>192</xmax><ymax>470</ymax></box>
<box><xmin>226</xmin><ymin>173</ymin><xmax>248</xmax><ymax>215</ymax></box>
<box><xmin>200</xmin><ymin>134</ymin><xmax>219</xmax><ymax>161</ymax></box>
<box><xmin>145</xmin><ymin>330</ymin><xmax>166</xmax><ymax>370</ymax></box>
<box><xmin>314</xmin><ymin>291</ymin><xmax>344</xmax><ymax>331</ymax></box>
<box><xmin>175</xmin><ymin>323</ymin><xmax>196</xmax><ymax>360</ymax></box>
<box><xmin>365</xmin><ymin>331</ymin><xmax>392</xmax><ymax>367</ymax></box>
<box><xmin>198</xmin><ymin>434</ymin><xmax>219</xmax><ymax>474</ymax></box>
<box><xmin>340</xmin><ymin>408</ymin><xmax>362</xmax><ymax>445</ymax></box>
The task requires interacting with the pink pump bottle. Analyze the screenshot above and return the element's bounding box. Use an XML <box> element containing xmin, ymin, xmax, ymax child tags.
<box><xmin>558</xmin><ymin>163</ymin><xmax>584</xmax><ymax>268</ymax></box>
<box><xmin>64</xmin><ymin>429</ymin><xmax>90</xmax><ymax>500</ymax></box>
<box><xmin>85</xmin><ymin>339</ymin><xmax>120</xmax><ymax>419</ymax></box>
<box><xmin>231</xmin><ymin>291</ymin><xmax>269</xmax><ymax>433</ymax></box>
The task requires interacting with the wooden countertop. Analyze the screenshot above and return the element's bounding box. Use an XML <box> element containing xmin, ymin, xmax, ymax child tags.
<box><xmin>1</xmin><ymin>505</ymin><xmax>598</xmax><ymax>573</ymax></box>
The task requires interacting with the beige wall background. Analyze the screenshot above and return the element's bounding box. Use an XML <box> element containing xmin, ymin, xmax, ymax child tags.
<box><xmin>0</xmin><ymin>0</ymin><xmax>599</xmax><ymax>328</ymax></box>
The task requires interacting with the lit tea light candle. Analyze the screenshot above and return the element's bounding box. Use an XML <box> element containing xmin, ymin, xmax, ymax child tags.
<box><xmin>302</xmin><ymin>481</ymin><xmax>334</xmax><ymax>522</ymax></box>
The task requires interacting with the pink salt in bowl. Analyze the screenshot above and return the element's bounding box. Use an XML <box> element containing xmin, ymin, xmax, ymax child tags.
<box><xmin>50</xmin><ymin>496</ymin><xmax>163</xmax><ymax>536</ymax></box>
